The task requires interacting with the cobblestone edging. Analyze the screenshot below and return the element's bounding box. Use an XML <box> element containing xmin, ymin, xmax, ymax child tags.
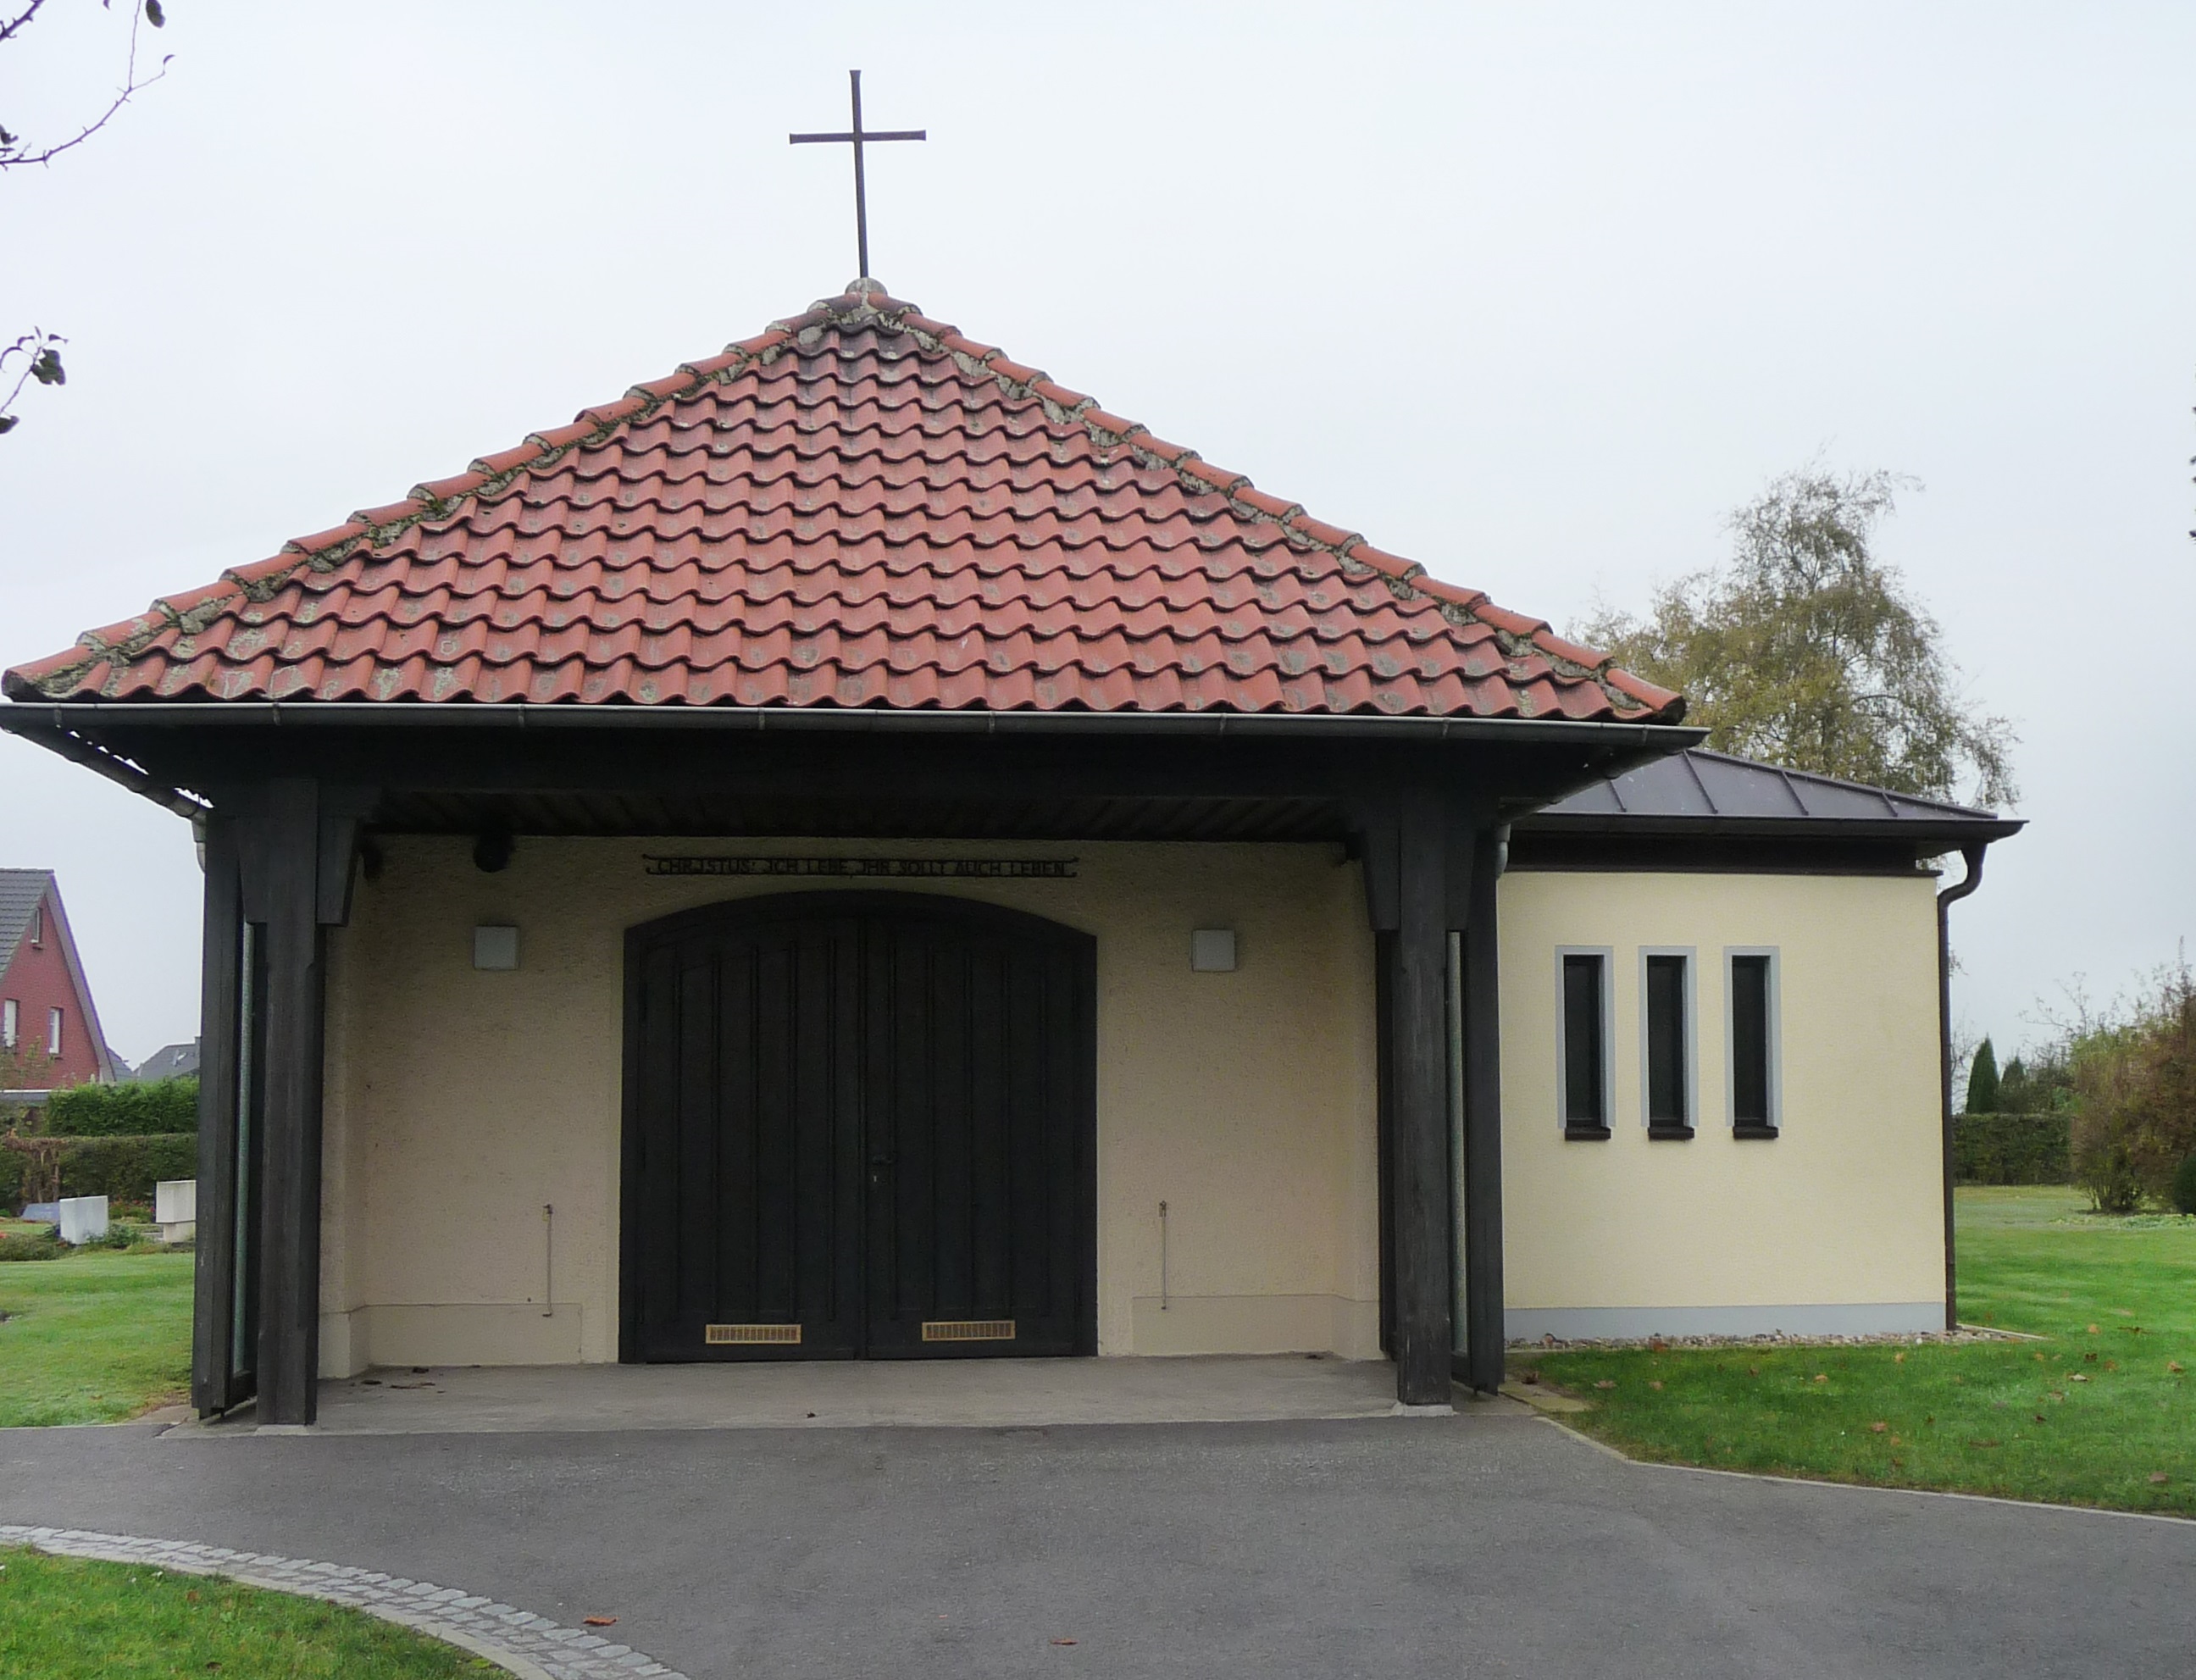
<box><xmin>0</xmin><ymin>1526</ymin><xmax>692</xmax><ymax>1680</ymax></box>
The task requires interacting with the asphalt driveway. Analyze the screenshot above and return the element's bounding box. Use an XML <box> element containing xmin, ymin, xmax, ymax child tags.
<box><xmin>2</xmin><ymin>1411</ymin><xmax>2189</xmax><ymax>1679</ymax></box>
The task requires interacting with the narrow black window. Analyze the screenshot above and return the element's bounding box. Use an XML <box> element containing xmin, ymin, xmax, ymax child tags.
<box><xmin>1561</xmin><ymin>954</ymin><xmax>1607</xmax><ymax>1135</ymax></box>
<box><xmin>1644</xmin><ymin>953</ymin><xmax>1690</xmax><ymax>1134</ymax></box>
<box><xmin>1731</xmin><ymin>954</ymin><xmax>1775</xmax><ymax>1132</ymax></box>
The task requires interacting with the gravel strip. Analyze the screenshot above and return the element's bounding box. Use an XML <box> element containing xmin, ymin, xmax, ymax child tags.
<box><xmin>0</xmin><ymin>1525</ymin><xmax>691</xmax><ymax>1680</ymax></box>
<box><xmin>1508</xmin><ymin>1327</ymin><xmax>2027</xmax><ymax>1352</ymax></box>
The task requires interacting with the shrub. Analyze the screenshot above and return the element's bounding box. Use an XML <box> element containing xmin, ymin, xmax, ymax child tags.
<box><xmin>0</xmin><ymin>1232</ymin><xmax>63</xmax><ymax>1262</ymax></box>
<box><xmin>53</xmin><ymin>1135</ymin><xmax>197</xmax><ymax>1205</ymax></box>
<box><xmin>1965</xmin><ymin>1038</ymin><xmax>1999</xmax><ymax>1115</ymax></box>
<box><xmin>1954</xmin><ymin>1112</ymin><xmax>2071</xmax><ymax>1184</ymax></box>
<box><xmin>42</xmin><ymin>1078</ymin><xmax>198</xmax><ymax>1137</ymax></box>
<box><xmin>2070</xmin><ymin>962</ymin><xmax>2196</xmax><ymax>1211</ymax></box>
<box><xmin>2173</xmin><ymin>1153</ymin><xmax>2196</xmax><ymax>1217</ymax></box>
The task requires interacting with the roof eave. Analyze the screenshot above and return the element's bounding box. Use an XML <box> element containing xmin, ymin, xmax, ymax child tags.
<box><xmin>1512</xmin><ymin>813</ymin><xmax>2027</xmax><ymax>845</ymax></box>
<box><xmin>1</xmin><ymin>698</ymin><xmax>1704</xmax><ymax>747</ymax></box>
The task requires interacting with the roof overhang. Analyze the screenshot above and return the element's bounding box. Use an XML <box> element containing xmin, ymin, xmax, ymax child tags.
<box><xmin>1514</xmin><ymin>812</ymin><xmax>2027</xmax><ymax>846</ymax></box>
<box><xmin>0</xmin><ymin>698</ymin><xmax>1704</xmax><ymax>746</ymax></box>
<box><xmin>0</xmin><ymin>699</ymin><xmax>1705</xmax><ymax>829</ymax></box>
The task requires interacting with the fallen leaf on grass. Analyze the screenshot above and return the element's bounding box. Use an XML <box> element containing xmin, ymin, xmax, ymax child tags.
<box><xmin>1894</xmin><ymin>1352</ymin><xmax>1906</xmax><ymax>1364</ymax></box>
<box><xmin>2087</xmin><ymin>1324</ymin><xmax>2099</xmax><ymax>1335</ymax></box>
<box><xmin>1747</xmin><ymin>1367</ymin><xmax>1759</xmax><ymax>1378</ymax></box>
<box><xmin>1813</xmin><ymin>1374</ymin><xmax>1829</xmax><ymax>1384</ymax></box>
<box><xmin>2071</xmin><ymin>1374</ymin><xmax>2090</xmax><ymax>1383</ymax></box>
<box><xmin>1593</xmin><ymin>1379</ymin><xmax>1616</xmax><ymax>1390</ymax></box>
<box><xmin>2150</xmin><ymin>1472</ymin><xmax>2170</xmax><ymax>1486</ymax></box>
<box><xmin>1868</xmin><ymin>1422</ymin><xmax>1888</xmax><ymax>1433</ymax></box>
<box><xmin>1648</xmin><ymin>1380</ymin><xmax>1664</xmax><ymax>1391</ymax></box>
<box><xmin>1889</xmin><ymin>1435</ymin><xmax>1902</xmax><ymax>1447</ymax></box>
<box><xmin>583</xmin><ymin>1616</ymin><xmax>618</xmax><ymax>1627</ymax></box>
<box><xmin>2034</xmin><ymin>1415</ymin><xmax>2048</xmax><ymax>1423</ymax></box>
<box><xmin>2170</xmin><ymin>1362</ymin><xmax>2186</xmax><ymax>1375</ymax></box>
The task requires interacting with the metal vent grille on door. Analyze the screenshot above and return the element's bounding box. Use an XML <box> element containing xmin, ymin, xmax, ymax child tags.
<box><xmin>706</xmin><ymin>1323</ymin><xmax>802</xmax><ymax>1345</ymax></box>
<box><xmin>922</xmin><ymin>1319</ymin><xmax>1016</xmax><ymax>1342</ymax></box>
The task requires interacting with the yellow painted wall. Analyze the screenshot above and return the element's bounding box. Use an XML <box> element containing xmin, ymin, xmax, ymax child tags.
<box><xmin>317</xmin><ymin>838</ymin><xmax>1383</xmax><ymax>1372</ymax></box>
<box><xmin>1495</xmin><ymin>868</ymin><xmax>1946</xmax><ymax>1330</ymax></box>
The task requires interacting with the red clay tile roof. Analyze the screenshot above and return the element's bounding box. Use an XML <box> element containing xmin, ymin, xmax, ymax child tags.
<box><xmin>3</xmin><ymin>281</ymin><xmax>1683</xmax><ymax>723</ymax></box>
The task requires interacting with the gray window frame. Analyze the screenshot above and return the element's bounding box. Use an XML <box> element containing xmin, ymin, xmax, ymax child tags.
<box><xmin>1723</xmin><ymin>945</ymin><xmax>1783</xmax><ymax>1134</ymax></box>
<box><xmin>1554</xmin><ymin>945</ymin><xmax>1616</xmax><ymax>1136</ymax></box>
<box><xmin>1637</xmin><ymin>945</ymin><xmax>1698</xmax><ymax>1134</ymax></box>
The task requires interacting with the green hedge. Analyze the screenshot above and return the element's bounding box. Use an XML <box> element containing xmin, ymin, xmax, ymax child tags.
<box><xmin>2</xmin><ymin>1134</ymin><xmax>198</xmax><ymax>1208</ymax></box>
<box><xmin>1955</xmin><ymin>1112</ymin><xmax>2071</xmax><ymax>1184</ymax></box>
<box><xmin>41</xmin><ymin>1078</ymin><xmax>198</xmax><ymax>1137</ymax></box>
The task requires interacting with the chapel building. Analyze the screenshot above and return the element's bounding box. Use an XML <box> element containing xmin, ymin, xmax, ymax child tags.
<box><xmin>1</xmin><ymin>281</ymin><xmax>2017</xmax><ymax>1425</ymax></box>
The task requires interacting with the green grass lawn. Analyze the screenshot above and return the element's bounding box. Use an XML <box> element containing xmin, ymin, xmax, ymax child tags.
<box><xmin>0</xmin><ymin>1547</ymin><xmax>499</xmax><ymax>1677</ymax></box>
<box><xmin>0</xmin><ymin>1250</ymin><xmax>194</xmax><ymax>1428</ymax></box>
<box><xmin>1523</xmin><ymin>1186</ymin><xmax>2196</xmax><ymax>1515</ymax></box>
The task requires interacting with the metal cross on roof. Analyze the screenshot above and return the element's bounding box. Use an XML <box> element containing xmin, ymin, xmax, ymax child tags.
<box><xmin>789</xmin><ymin>70</ymin><xmax>925</xmax><ymax>282</ymax></box>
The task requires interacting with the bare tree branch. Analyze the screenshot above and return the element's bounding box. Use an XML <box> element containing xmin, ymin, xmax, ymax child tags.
<box><xmin>0</xmin><ymin>2</ymin><xmax>50</xmax><ymax>46</ymax></box>
<box><xmin>0</xmin><ymin>1</ymin><xmax>169</xmax><ymax>172</ymax></box>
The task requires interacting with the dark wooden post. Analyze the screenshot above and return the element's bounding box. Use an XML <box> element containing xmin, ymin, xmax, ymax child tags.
<box><xmin>1458</xmin><ymin>825</ymin><xmax>1507</xmax><ymax>1393</ymax></box>
<box><xmin>253</xmin><ymin>779</ymin><xmax>328</xmax><ymax>1426</ymax></box>
<box><xmin>1389</xmin><ymin>785</ymin><xmax>1455</xmax><ymax>1406</ymax></box>
<box><xmin>191</xmin><ymin>815</ymin><xmax>242</xmax><ymax>1417</ymax></box>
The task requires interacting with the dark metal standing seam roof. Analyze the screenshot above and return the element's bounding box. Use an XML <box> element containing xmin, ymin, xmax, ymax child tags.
<box><xmin>1518</xmin><ymin>749</ymin><xmax>2024</xmax><ymax>843</ymax></box>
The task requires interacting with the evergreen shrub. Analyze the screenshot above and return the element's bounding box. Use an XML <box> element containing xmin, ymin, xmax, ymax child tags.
<box><xmin>41</xmin><ymin>1078</ymin><xmax>198</xmax><ymax>1137</ymax></box>
<box><xmin>0</xmin><ymin>1231</ymin><xmax>63</xmax><ymax>1262</ymax></box>
<box><xmin>53</xmin><ymin>1134</ymin><xmax>198</xmax><ymax>1203</ymax></box>
<box><xmin>1954</xmin><ymin>1112</ymin><xmax>2071</xmax><ymax>1185</ymax></box>
<box><xmin>2173</xmin><ymin>1153</ymin><xmax>2196</xmax><ymax>1217</ymax></box>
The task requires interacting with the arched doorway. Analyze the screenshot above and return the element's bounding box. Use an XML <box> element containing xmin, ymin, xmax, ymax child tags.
<box><xmin>619</xmin><ymin>892</ymin><xmax>1097</xmax><ymax>1361</ymax></box>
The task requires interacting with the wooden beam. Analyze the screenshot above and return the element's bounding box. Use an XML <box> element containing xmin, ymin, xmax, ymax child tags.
<box><xmin>1387</xmin><ymin>785</ymin><xmax>1454</xmax><ymax>1406</ymax></box>
<box><xmin>1459</xmin><ymin>825</ymin><xmax>1508</xmax><ymax>1393</ymax></box>
<box><xmin>251</xmin><ymin>780</ymin><xmax>328</xmax><ymax>1426</ymax></box>
<box><xmin>190</xmin><ymin>816</ymin><xmax>242</xmax><ymax>1417</ymax></box>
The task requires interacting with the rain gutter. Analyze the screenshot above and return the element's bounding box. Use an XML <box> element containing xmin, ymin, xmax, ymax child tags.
<box><xmin>0</xmin><ymin>699</ymin><xmax>1704</xmax><ymax>748</ymax></box>
<box><xmin>1937</xmin><ymin>843</ymin><xmax>1989</xmax><ymax>1333</ymax></box>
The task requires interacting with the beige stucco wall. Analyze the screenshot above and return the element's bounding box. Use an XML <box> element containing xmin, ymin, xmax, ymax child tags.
<box><xmin>1494</xmin><ymin>866</ymin><xmax>1947</xmax><ymax>1337</ymax></box>
<box><xmin>317</xmin><ymin>838</ymin><xmax>1383</xmax><ymax>1374</ymax></box>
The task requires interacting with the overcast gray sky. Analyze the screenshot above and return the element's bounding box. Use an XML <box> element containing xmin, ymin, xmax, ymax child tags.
<box><xmin>3</xmin><ymin>1</ymin><xmax>2190</xmax><ymax>1066</ymax></box>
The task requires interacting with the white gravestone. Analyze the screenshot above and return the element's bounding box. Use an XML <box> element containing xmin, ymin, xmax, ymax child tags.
<box><xmin>155</xmin><ymin>1178</ymin><xmax>197</xmax><ymax>1243</ymax></box>
<box><xmin>57</xmin><ymin>1195</ymin><xmax>109</xmax><ymax>1245</ymax></box>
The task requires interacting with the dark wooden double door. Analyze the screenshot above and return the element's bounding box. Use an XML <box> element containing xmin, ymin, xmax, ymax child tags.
<box><xmin>622</xmin><ymin>893</ymin><xmax>1096</xmax><ymax>1362</ymax></box>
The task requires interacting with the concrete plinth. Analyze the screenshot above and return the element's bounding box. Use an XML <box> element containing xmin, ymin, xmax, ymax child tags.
<box><xmin>184</xmin><ymin>1356</ymin><xmax>1510</xmax><ymax>1436</ymax></box>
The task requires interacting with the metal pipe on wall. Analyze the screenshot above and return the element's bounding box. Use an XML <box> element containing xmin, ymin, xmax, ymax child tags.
<box><xmin>1936</xmin><ymin>843</ymin><xmax>1989</xmax><ymax>1333</ymax></box>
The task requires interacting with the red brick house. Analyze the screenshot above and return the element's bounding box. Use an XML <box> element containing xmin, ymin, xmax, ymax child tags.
<box><xmin>0</xmin><ymin>870</ymin><xmax>119</xmax><ymax>1088</ymax></box>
